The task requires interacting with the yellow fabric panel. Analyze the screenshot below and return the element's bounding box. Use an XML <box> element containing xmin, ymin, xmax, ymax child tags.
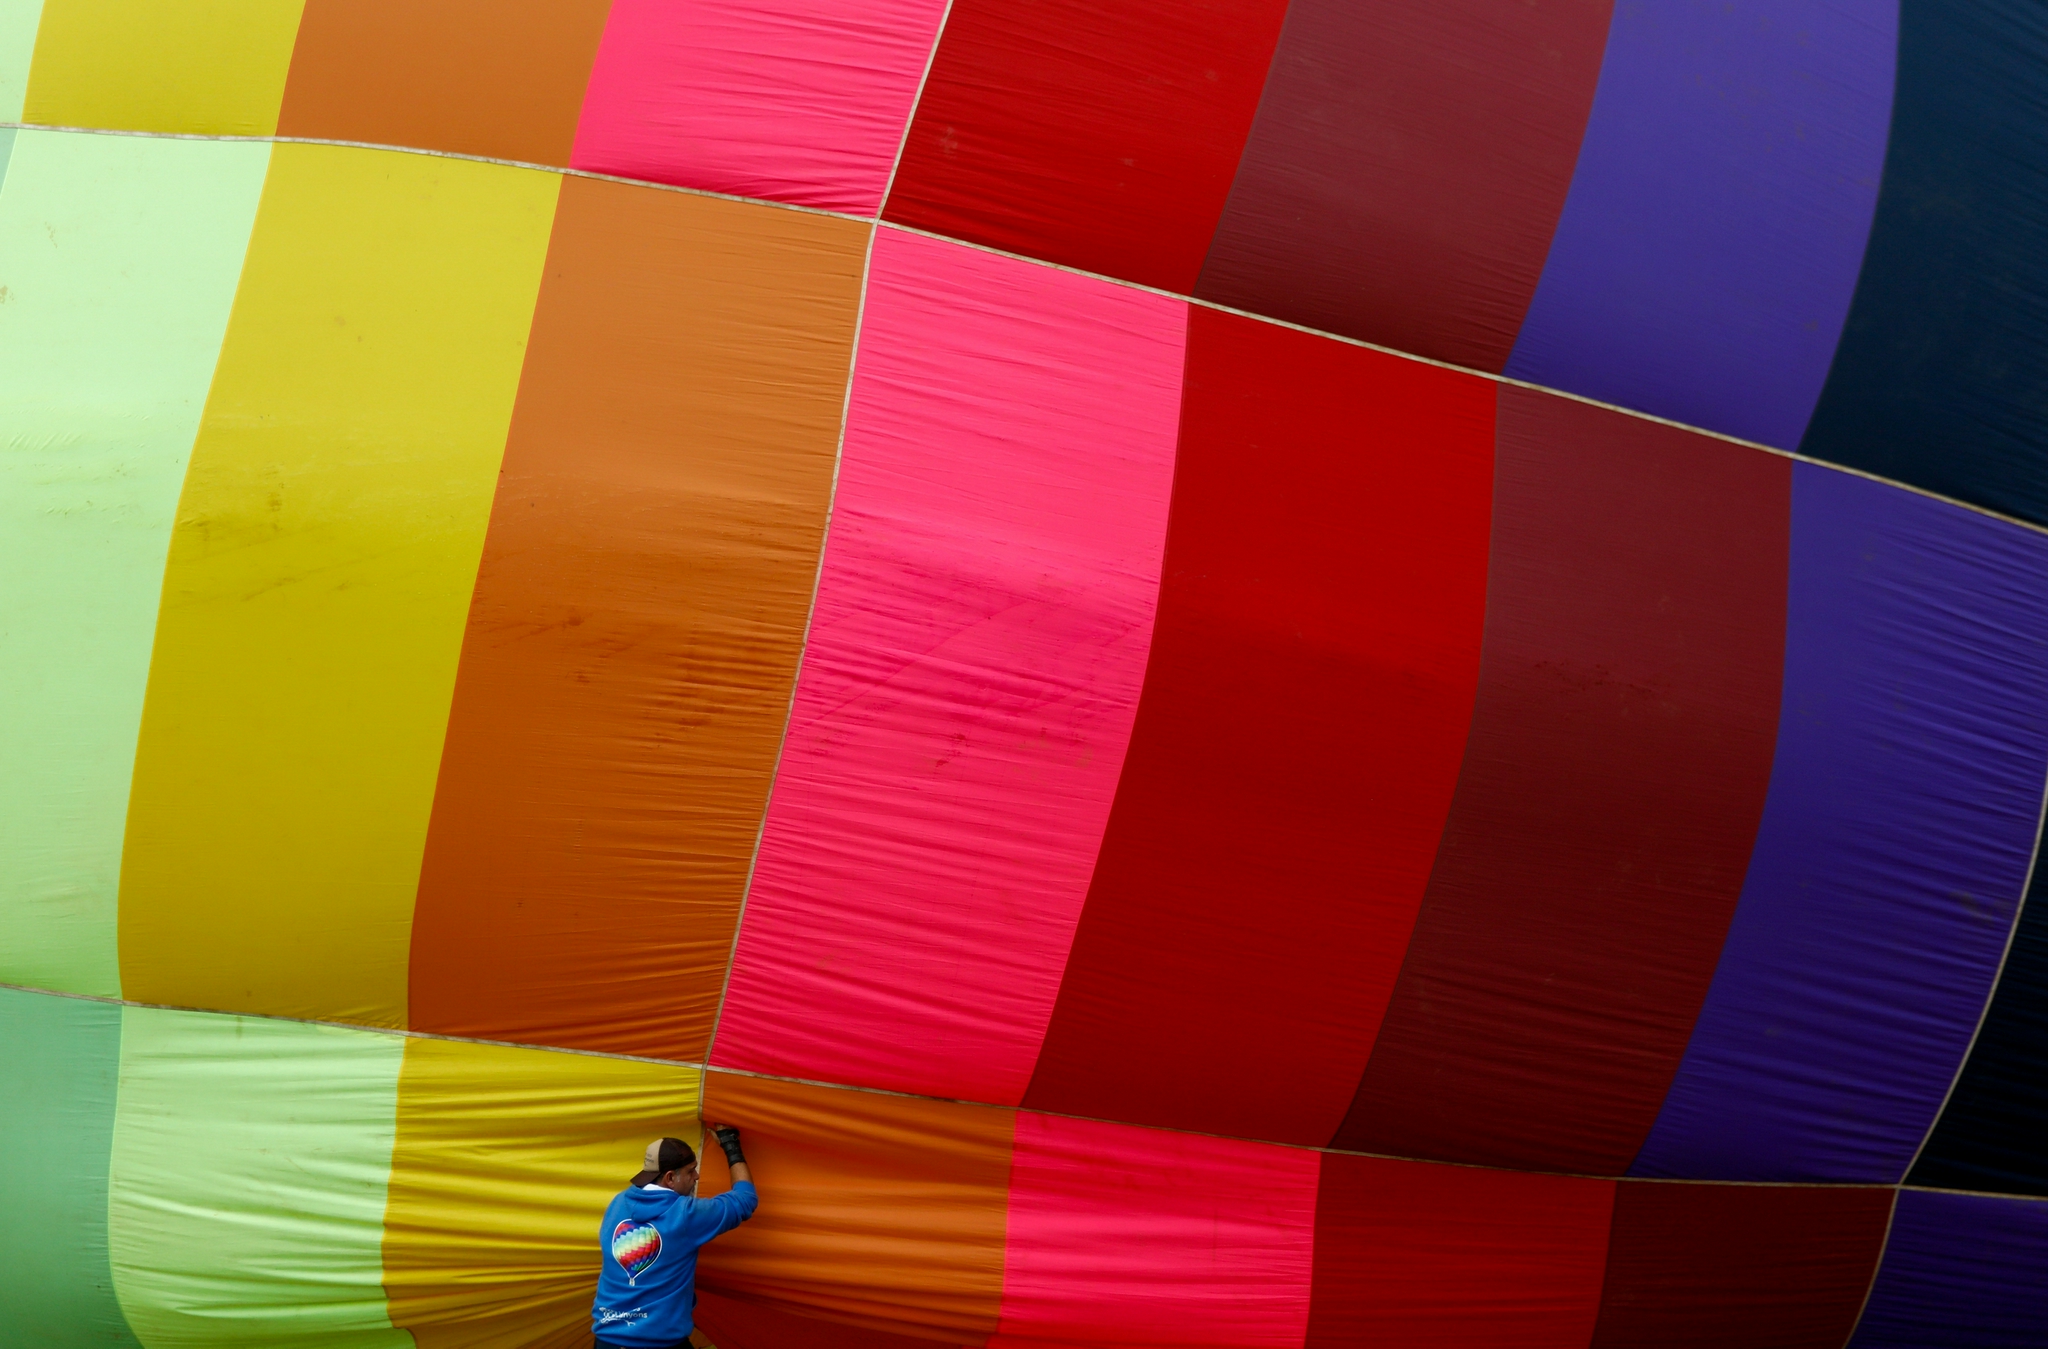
<box><xmin>118</xmin><ymin>143</ymin><xmax>559</xmax><ymax>1028</ymax></box>
<box><xmin>382</xmin><ymin>1036</ymin><xmax>703</xmax><ymax>1349</ymax></box>
<box><xmin>23</xmin><ymin>0</ymin><xmax>306</xmax><ymax>135</ymax></box>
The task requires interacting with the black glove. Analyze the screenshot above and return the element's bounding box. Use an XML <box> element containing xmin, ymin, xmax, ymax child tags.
<box><xmin>712</xmin><ymin>1125</ymin><xmax>746</xmax><ymax>1168</ymax></box>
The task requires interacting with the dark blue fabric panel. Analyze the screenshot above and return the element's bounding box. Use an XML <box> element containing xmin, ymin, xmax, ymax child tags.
<box><xmin>1505</xmin><ymin>0</ymin><xmax>1894</xmax><ymax>449</ymax></box>
<box><xmin>1798</xmin><ymin>0</ymin><xmax>2048</xmax><ymax>524</ymax></box>
<box><xmin>1632</xmin><ymin>465</ymin><xmax>2048</xmax><ymax>1181</ymax></box>
<box><xmin>1850</xmin><ymin>1189</ymin><xmax>2048</xmax><ymax>1348</ymax></box>
<box><xmin>1911</xmin><ymin>860</ymin><xmax>2048</xmax><ymax>1195</ymax></box>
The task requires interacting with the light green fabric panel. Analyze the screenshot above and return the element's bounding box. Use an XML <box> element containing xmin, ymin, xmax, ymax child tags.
<box><xmin>0</xmin><ymin>127</ymin><xmax>268</xmax><ymax>997</ymax></box>
<box><xmin>107</xmin><ymin>1007</ymin><xmax>412</xmax><ymax>1349</ymax></box>
<box><xmin>0</xmin><ymin>1</ymin><xmax>42</xmax><ymax>120</ymax></box>
<box><xmin>0</xmin><ymin>987</ymin><xmax>144</xmax><ymax>1347</ymax></box>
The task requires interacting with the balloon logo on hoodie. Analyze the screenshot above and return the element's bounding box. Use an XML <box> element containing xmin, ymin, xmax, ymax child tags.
<box><xmin>612</xmin><ymin>1220</ymin><xmax>662</xmax><ymax>1283</ymax></box>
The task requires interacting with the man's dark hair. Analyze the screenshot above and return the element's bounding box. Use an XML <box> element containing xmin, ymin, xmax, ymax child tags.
<box><xmin>629</xmin><ymin>1136</ymin><xmax>697</xmax><ymax>1187</ymax></box>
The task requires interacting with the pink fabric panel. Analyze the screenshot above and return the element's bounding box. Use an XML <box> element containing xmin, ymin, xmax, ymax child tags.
<box><xmin>569</xmin><ymin>0</ymin><xmax>950</xmax><ymax>214</ymax></box>
<box><xmin>711</xmin><ymin>227</ymin><xmax>1186</xmax><ymax>1105</ymax></box>
<box><xmin>993</xmin><ymin>1112</ymin><xmax>1320</xmax><ymax>1349</ymax></box>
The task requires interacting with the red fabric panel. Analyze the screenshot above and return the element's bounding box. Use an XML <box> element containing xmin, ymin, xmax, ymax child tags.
<box><xmin>1021</xmin><ymin>308</ymin><xmax>1493</xmax><ymax>1145</ymax></box>
<box><xmin>1588</xmin><ymin>1182</ymin><xmax>1893</xmax><ymax>1349</ymax></box>
<box><xmin>1335</xmin><ymin>386</ymin><xmax>1789</xmax><ymax>1173</ymax></box>
<box><xmin>694</xmin><ymin>1289</ymin><xmax>977</xmax><ymax>1349</ymax></box>
<box><xmin>1196</xmin><ymin>0</ymin><xmax>1612</xmax><ymax>371</ymax></box>
<box><xmin>884</xmin><ymin>0</ymin><xmax>1290</xmax><ymax>294</ymax></box>
<box><xmin>1306</xmin><ymin>1152</ymin><xmax>1613</xmax><ymax>1349</ymax></box>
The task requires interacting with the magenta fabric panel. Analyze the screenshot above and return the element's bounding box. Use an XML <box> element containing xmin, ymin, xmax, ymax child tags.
<box><xmin>710</xmin><ymin>227</ymin><xmax>1185</xmax><ymax>1106</ymax></box>
<box><xmin>992</xmin><ymin>1111</ymin><xmax>1319</xmax><ymax>1349</ymax></box>
<box><xmin>569</xmin><ymin>0</ymin><xmax>950</xmax><ymax>213</ymax></box>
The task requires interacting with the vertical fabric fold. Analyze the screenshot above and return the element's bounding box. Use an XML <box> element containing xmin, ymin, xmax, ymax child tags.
<box><xmin>712</xmin><ymin>227</ymin><xmax>1184</xmax><ymax>1105</ymax></box>
<box><xmin>697</xmin><ymin>1072</ymin><xmax>1013</xmax><ymax>1344</ymax></box>
<box><xmin>381</xmin><ymin>1038</ymin><xmax>702</xmax><ymax>1349</ymax></box>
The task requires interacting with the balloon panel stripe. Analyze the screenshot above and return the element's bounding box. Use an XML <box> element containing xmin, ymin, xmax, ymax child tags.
<box><xmin>1198</xmin><ymin>0</ymin><xmax>1612</xmax><ymax>375</ymax></box>
<box><xmin>714</xmin><ymin>226</ymin><xmax>1183</xmax><ymax>1105</ymax></box>
<box><xmin>113</xmin><ymin>142</ymin><xmax>557</xmax><ymax>1028</ymax></box>
<box><xmin>1342</xmin><ymin>386</ymin><xmax>1792</xmax><ymax>1175</ymax></box>
<box><xmin>882</xmin><ymin>0</ymin><xmax>1290</xmax><ymax>295</ymax></box>
<box><xmin>1798</xmin><ymin>0</ymin><xmax>2048</xmax><ymax>527</ymax></box>
<box><xmin>572</xmin><ymin>0</ymin><xmax>950</xmax><ymax>216</ymax></box>
<box><xmin>404</xmin><ymin>177</ymin><xmax>864</xmax><ymax>1062</ymax></box>
<box><xmin>23</xmin><ymin>0</ymin><xmax>304</xmax><ymax>137</ymax></box>
<box><xmin>274</xmin><ymin>0</ymin><xmax>612</xmax><ymax>169</ymax></box>
<box><xmin>1635</xmin><ymin>465</ymin><xmax>2048</xmax><ymax>1182</ymax></box>
<box><xmin>698</xmin><ymin>1070</ymin><xmax>1013</xmax><ymax>1341</ymax></box>
<box><xmin>994</xmin><ymin>1110</ymin><xmax>1320</xmax><ymax>1347</ymax></box>
<box><xmin>1848</xmin><ymin>1189</ymin><xmax>2048</xmax><ymax>1347</ymax></box>
<box><xmin>1504</xmin><ymin>0</ymin><xmax>1897</xmax><ymax>451</ymax></box>
<box><xmin>1914</xmin><ymin>861</ymin><xmax>2048</xmax><ymax>1193</ymax></box>
<box><xmin>1023</xmin><ymin>307</ymin><xmax>1493</xmax><ymax>1145</ymax></box>
<box><xmin>382</xmin><ymin>1036</ymin><xmax>703</xmax><ymax>1342</ymax></box>
<box><xmin>0</xmin><ymin>130</ymin><xmax>266</xmax><ymax>999</ymax></box>
<box><xmin>0</xmin><ymin>987</ymin><xmax>140</xmax><ymax>1347</ymax></box>
<box><xmin>1305</xmin><ymin>1151</ymin><xmax>1613</xmax><ymax>1349</ymax></box>
<box><xmin>107</xmin><ymin>1006</ymin><xmax>409</xmax><ymax>1348</ymax></box>
<box><xmin>1587</xmin><ymin>1180</ymin><xmax>1891</xmax><ymax>1348</ymax></box>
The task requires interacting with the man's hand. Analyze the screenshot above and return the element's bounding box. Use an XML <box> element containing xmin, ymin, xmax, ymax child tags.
<box><xmin>703</xmin><ymin>1121</ymin><xmax>752</xmax><ymax>1185</ymax></box>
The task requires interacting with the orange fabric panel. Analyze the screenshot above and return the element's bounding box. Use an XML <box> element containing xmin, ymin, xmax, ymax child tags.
<box><xmin>381</xmin><ymin>1036</ymin><xmax>702</xmax><ymax>1349</ymax></box>
<box><xmin>696</xmin><ymin>1072</ymin><xmax>1012</xmax><ymax>1343</ymax></box>
<box><xmin>405</xmin><ymin>178</ymin><xmax>865</xmax><ymax>1058</ymax></box>
<box><xmin>277</xmin><ymin>0</ymin><xmax>614</xmax><ymax>166</ymax></box>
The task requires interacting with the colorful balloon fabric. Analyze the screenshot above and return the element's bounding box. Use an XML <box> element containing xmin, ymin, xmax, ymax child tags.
<box><xmin>7</xmin><ymin>3</ymin><xmax>2048</xmax><ymax>1348</ymax></box>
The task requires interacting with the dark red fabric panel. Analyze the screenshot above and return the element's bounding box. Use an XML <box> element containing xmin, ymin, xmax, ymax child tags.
<box><xmin>693</xmin><ymin>1289</ymin><xmax>968</xmax><ymax>1349</ymax></box>
<box><xmin>1306</xmin><ymin>1152</ymin><xmax>1615</xmax><ymax>1349</ymax></box>
<box><xmin>883</xmin><ymin>0</ymin><xmax>1289</xmax><ymax>294</ymax></box>
<box><xmin>1334</xmin><ymin>386</ymin><xmax>1789</xmax><ymax>1173</ymax></box>
<box><xmin>1589</xmin><ymin>1182</ymin><xmax>1892</xmax><ymax>1349</ymax></box>
<box><xmin>1196</xmin><ymin>0</ymin><xmax>1612</xmax><ymax>371</ymax></box>
<box><xmin>1021</xmin><ymin>308</ymin><xmax>1493</xmax><ymax>1146</ymax></box>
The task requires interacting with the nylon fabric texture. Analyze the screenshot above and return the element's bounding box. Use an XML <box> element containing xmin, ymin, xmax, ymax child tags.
<box><xmin>0</xmin><ymin>129</ymin><xmax>267</xmax><ymax>998</ymax></box>
<box><xmin>8</xmin><ymin>0</ymin><xmax>2048</xmax><ymax>1343</ymax></box>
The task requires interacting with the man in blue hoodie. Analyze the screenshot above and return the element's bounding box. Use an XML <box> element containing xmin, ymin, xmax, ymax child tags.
<box><xmin>592</xmin><ymin>1123</ymin><xmax>757</xmax><ymax>1348</ymax></box>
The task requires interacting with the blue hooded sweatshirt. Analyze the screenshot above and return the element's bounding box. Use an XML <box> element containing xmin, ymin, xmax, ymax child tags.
<box><xmin>591</xmin><ymin>1181</ymin><xmax>757</xmax><ymax>1347</ymax></box>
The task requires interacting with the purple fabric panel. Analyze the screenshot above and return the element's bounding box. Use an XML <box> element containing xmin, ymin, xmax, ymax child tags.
<box><xmin>1632</xmin><ymin>464</ymin><xmax>2048</xmax><ymax>1181</ymax></box>
<box><xmin>1849</xmin><ymin>1189</ymin><xmax>2048</xmax><ymax>1348</ymax></box>
<box><xmin>1502</xmin><ymin>0</ymin><xmax>1895</xmax><ymax>449</ymax></box>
